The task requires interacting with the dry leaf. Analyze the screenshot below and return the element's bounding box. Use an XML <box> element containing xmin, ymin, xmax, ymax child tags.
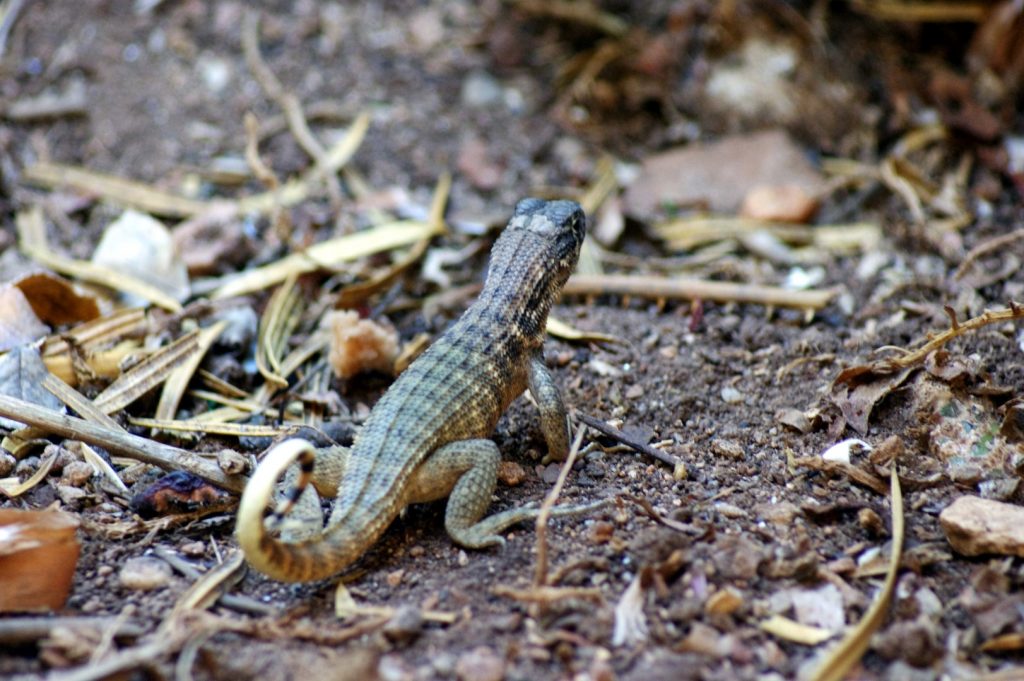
<box><xmin>0</xmin><ymin>508</ymin><xmax>80</xmax><ymax>612</ymax></box>
<box><xmin>0</xmin><ymin>346</ymin><xmax>65</xmax><ymax>430</ymax></box>
<box><xmin>92</xmin><ymin>210</ymin><xmax>191</xmax><ymax>304</ymax></box>
<box><xmin>12</xmin><ymin>272</ymin><xmax>100</xmax><ymax>327</ymax></box>
<box><xmin>0</xmin><ymin>286</ymin><xmax>49</xmax><ymax>351</ymax></box>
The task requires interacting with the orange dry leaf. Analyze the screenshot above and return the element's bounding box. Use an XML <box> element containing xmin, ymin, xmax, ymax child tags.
<box><xmin>0</xmin><ymin>508</ymin><xmax>80</xmax><ymax>612</ymax></box>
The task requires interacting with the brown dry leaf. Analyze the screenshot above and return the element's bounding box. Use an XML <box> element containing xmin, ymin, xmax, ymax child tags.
<box><xmin>830</xmin><ymin>363</ymin><xmax>915</xmax><ymax>435</ymax></box>
<box><xmin>12</xmin><ymin>272</ymin><xmax>100</xmax><ymax>327</ymax></box>
<box><xmin>92</xmin><ymin>328</ymin><xmax>202</xmax><ymax>414</ymax></box>
<box><xmin>0</xmin><ymin>285</ymin><xmax>49</xmax><ymax>352</ymax></box>
<box><xmin>623</xmin><ymin>129</ymin><xmax>826</xmax><ymax>218</ymax></box>
<box><xmin>0</xmin><ymin>346</ymin><xmax>65</xmax><ymax>430</ymax></box>
<box><xmin>0</xmin><ymin>508</ymin><xmax>80</xmax><ymax>612</ymax></box>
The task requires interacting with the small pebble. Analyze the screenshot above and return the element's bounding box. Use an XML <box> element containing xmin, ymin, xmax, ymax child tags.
<box><xmin>61</xmin><ymin>461</ymin><xmax>95</xmax><ymax>487</ymax></box>
<box><xmin>720</xmin><ymin>386</ymin><xmax>743</xmax><ymax>404</ymax></box>
<box><xmin>461</xmin><ymin>70</ymin><xmax>503</xmax><ymax>108</ymax></box>
<box><xmin>455</xmin><ymin>646</ymin><xmax>505</xmax><ymax>681</ymax></box>
<box><xmin>179</xmin><ymin>541</ymin><xmax>206</xmax><ymax>557</ymax></box>
<box><xmin>382</xmin><ymin>605</ymin><xmax>424</xmax><ymax>644</ymax></box>
<box><xmin>386</xmin><ymin>569</ymin><xmax>405</xmax><ymax>588</ymax></box>
<box><xmin>119</xmin><ymin>557</ymin><xmax>172</xmax><ymax>591</ymax></box>
<box><xmin>457</xmin><ymin>550</ymin><xmax>469</xmax><ymax>567</ymax></box>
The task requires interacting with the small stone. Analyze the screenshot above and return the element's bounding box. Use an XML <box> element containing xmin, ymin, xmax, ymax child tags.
<box><xmin>216</xmin><ymin>449</ymin><xmax>248</xmax><ymax>475</ymax></box>
<box><xmin>386</xmin><ymin>569</ymin><xmax>405</xmax><ymax>588</ymax></box>
<box><xmin>705</xmin><ymin>586</ymin><xmax>744</xmax><ymax>616</ymax></box>
<box><xmin>457</xmin><ymin>550</ymin><xmax>469</xmax><ymax>567</ymax></box>
<box><xmin>791</xmin><ymin>584</ymin><xmax>845</xmax><ymax>632</ymax></box>
<box><xmin>461</xmin><ymin>70</ymin><xmax>503</xmax><ymax>108</ymax></box>
<box><xmin>720</xmin><ymin>386</ymin><xmax>743</xmax><ymax>404</ymax></box>
<box><xmin>119</xmin><ymin>557</ymin><xmax>172</xmax><ymax>591</ymax></box>
<box><xmin>497</xmin><ymin>461</ymin><xmax>526</xmax><ymax>486</ymax></box>
<box><xmin>858</xmin><ymin>507</ymin><xmax>885</xmax><ymax>536</ymax></box>
<box><xmin>0</xmin><ymin>451</ymin><xmax>15</xmax><ymax>477</ymax></box>
<box><xmin>540</xmin><ymin>463</ymin><xmax>562</xmax><ymax>484</ymax></box>
<box><xmin>711</xmin><ymin>439</ymin><xmax>745</xmax><ymax>460</ymax></box>
<box><xmin>96</xmin><ymin>565</ymin><xmax>114</xmax><ymax>577</ymax></box>
<box><xmin>625</xmin><ymin>384</ymin><xmax>644</xmax><ymax>399</ymax></box>
<box><xmin>455</xmin><ymin>646</ymin><xmax>504</xmax><ymax>681</ymax></box>
<box><xmin>740</xmin><ymin>184</ymin><xmax>818</xmax><ymax>223</ymax></box>
<box><xmin>179</xmin><ymin>541</ymin><xmax>206</xmax><ymax>557</ymax></box>
<box><xmin>60</xmin><ymin>461</ymin><xmax>95</xmax><ymax>487</ymax></box>
<box><xmin>56</xmin><ymin>484</ymin><xmax>88</xmax><ymax>507</ymax></box>
<box><xmin>382</xmin><ymin>605</ymin><xmax>424</xmax><ymax>644</ymax></box>
<box><xmin>755</xmin><ymin>501</ymin><xmax>801</xmax><ymax>525</ymax></box>
<box><xmin>940</xmin><ymin>495</ymin><xmax>1024</xmax><ymax>557</ymax></box>
<box><xmin>409</xmin><ymin>545</ymin><xmax>425</xmax><ymax>558</ymax></box>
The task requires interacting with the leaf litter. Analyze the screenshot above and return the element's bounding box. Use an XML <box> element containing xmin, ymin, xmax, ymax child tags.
<box><xmin>1</xmin><ymin>3</ymin><xmax>1024</xmax><ymax>681</ymax></box>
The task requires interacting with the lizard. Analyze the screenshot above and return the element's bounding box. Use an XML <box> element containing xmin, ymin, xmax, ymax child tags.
<box><xmin>236</xmin><ymin>198</ymin><xmax>604</xmax><ymax>582</ymax></box>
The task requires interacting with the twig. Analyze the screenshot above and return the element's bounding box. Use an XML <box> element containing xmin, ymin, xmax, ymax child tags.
<box><xmin>493</xmin><ymin>584</ymin><xmax>604</xmax><ymax>605</ymax></box>
<box><xmin>534</xmin><ymin>424</ymin><xmax>587</xmax><ymax>587</ymax></box>
<box><xmin>563</xmin><ymin>274</ymin><xmax>835</xmax><ymax>311</ymax></box>
<box><xmin>878</xmin><ymin>304</ymin><xmax>1024</xmax><ymax>371</ymax></box>
<box><xmin>575</xmin><ymin>412</ymin><xmax>678</xmax><ymax>468</ymax></box>
<box><xmin>0</xmin><ymin>617</ymin><xmax>143</xmax><ymax>646</ymax></box>
<box><xmin>242</xmin><ymin>10</ymin><xmax>343</xmax><ymax>210</ymax></box>
<box><xmin>0</xmin><ymin>394</ymin><xmax>247</xmax><ymax>493</ymax></box>
<box><xmin>954</xmin><ymin>227</ymin><xmax>1024</xmax><ymax>281</ymax></box>
<box><xmin>0</xmin><ymin>0</ymin><xmax>26</xmax><ymax>58</ymax></box>
<box><xmin>153</xmin><ymin>547</ymin><xmax>276</xmax><ymax>616</ymax></box>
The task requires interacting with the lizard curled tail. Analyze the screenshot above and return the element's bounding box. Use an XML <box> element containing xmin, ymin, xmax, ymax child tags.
<box><xmin>237</xmin><ymin>199</ymin><xmax>594</xmax><ymax>582</ymax></box>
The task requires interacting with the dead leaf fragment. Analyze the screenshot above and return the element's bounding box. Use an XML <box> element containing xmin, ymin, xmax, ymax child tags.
<box><xmin>623</xmin><ymin>129</ymin><xmax>825</xmax><ymax>218</ymax></box>
<box><xmin>325</xmin><ymin>310</ymin><xmax>399</xmax><ymax>380</ymax></box>
<box><xmin>0</xmin><ymin>508</ymin><xmax>80</xmax><ymax>612</ymax></box>
<box><xmin>12</xmin><ymin>272</ymin><xmax>100</xmax><ymax>327</ymax></box>
<box><xmin>830</xmin><ymin>363</ymin><xmax>914</xmax><ymax>435</ymax></box>
<box><xmin>0</xmin><ymin>286</ymin><xmax>49</xmax><ymax>351</ymax></box>
<box><xmin>0</xmin><ymin>346</ymin><xmax>65</xmax><ymax>430</ymax></box>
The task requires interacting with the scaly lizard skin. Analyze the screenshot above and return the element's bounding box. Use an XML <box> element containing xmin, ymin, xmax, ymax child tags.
<box><xmin>237</xmin><ymin>198</ymin><xmax>598</xmax><ymax>582</ymax></box>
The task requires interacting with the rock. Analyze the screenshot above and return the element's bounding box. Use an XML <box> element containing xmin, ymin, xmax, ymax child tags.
<box><xmin>622</xmin><ymin>129</ymin><xmax>825</xmax><ymax>219</ymax></box>
<box><xmin>791</xmin><ymin>583</ymin><xmax>845</xmax><ymax>632</ymax></box>
<box><xmin>383</xmin><ymin>605</ymin><xmax>424</xmax><ymax>644</ymax></box>
<box><xmin>455</xmin><ymin>646</ymin><xmax>504</xmax><ymax>681</ymax></box>
<box><xmin>740</xmin><ymin>184</ymin><xmax>818</xmax><ymax>223</ymax></box>
<box><xmin>705</xmin><ymin>586</ymin><xmax>744</xmax><ymax>616</ymax></box>
<box><xmin>119</xmin><ymin>556</ymin><xmax>172</xmax><ymax>591</ymax></box>
<box><xmin>60</xmin><ymin>461</ymin><xmax>94</xmax><ymax>487</ymax></box>
<box><xmin>461</xmin><ymin>70</ymin><xmax>503</xmax><ymax>108</ymax></box>
<box><xmin>940</xmin><ymin>496</ymin><xmax>1024</xmax><ymax>557</ymax></box>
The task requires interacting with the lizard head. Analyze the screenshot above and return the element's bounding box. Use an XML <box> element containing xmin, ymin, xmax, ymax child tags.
<box><xmin>510</xmin><ymin>198</ymin><xmax>586</xmax><ymax>275</ymax></box>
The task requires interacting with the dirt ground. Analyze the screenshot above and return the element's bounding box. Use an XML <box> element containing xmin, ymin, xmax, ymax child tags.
<box><xmin>3</xmin><ymin>2</ymin><xmax>1024</xmax><ymax>680</ymax></box>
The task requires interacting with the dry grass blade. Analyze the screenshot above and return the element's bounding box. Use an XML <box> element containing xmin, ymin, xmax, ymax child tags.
<box><xmin>0</xmin><ymin>394</ymin><xmax>247</xmax><ymax>493</ymax></box>
<box><xmin>156</xmin><ymin>320</ymin><xmax>228</xmax><ymax>420</ymax></box>
<box><xmin>0</xmin><ymin>446</ymin><xmax>58</xmax><ymax>497</ymax></box>
<box><xmin>655</xmin><ymin>217</ymin><xmax>881</xmax><ymax>253</ymax></box>
<box><xmin>511</xmin><ymin>0</ymin><xmax>628</xmax><ymax>36</ymax></box>
<box><xmin>79</xmin><ymin>443</ymin><xmax>130</xmax><ymax>495</ymax></box>
<box><xmin>42</xmin><ymin>373</ymin><xmax>125</xmax><ymax>432</ymax></box>
<box><xmin>171</xmin><ymin>551</ymin><xmax>246</xmax><ymax>616</ymax></box>
<box><xmin>849</xmin><ymin>0</ymin><xmax>989</xmax><ymax>22</ymax></box>
<box><xmin>256</xmin><ymin>276</ymin><xmax>303</xmax><ymax>390</ymax></box>
<box><xmin>564</xmin><ymin>274</ymin><xmax>835</xmax><ymax>311</ymax></box>
<box><xmin>211</xmin><ymin>219</ymin><xmax>443</xmax><ymax>300</ymax></box>
<box><xmin>810</xmin><ymin>466</ymin><xmax>904</xmax><ymax>681</ymax></box>
<box><xmin>92</xmin><ymin>327</ymin><xmax>201</xmax><ymax>414</ymax></box>
<box><xmin>760</xmin><ymin>615</ymin><xmax>834</xmax><ymax>646</ymax></box>
<box><xmin>545</xmin><ymin>317</ymin><xmax>623</xmax><ymax>346</ymax></box>
<box><xmin>337</xmin><ymin>172</ymin><xmax>451</xmax><ymax>307</ymax></box>
<box><xmin>128</xmin><ymin>417</ymin><xmax>292</xmax><ymax>438</ymax></box>
<box><xmin>21</xmin><ymin>163</ymin><xmax>211</xmax><ymax>218</ymax></box>
<box><xmin>17</xmin><ymin>207</ymin><xmax>183</xmax><ymax>311</ymax></box>
<box><xmin>41</xmin><ymin>308</ymin><xmax>147</xmax><ymax>357</ymax></box>
<box><xmin>534</xmin><ymin>423</ymin><xmax>587</xmax><ymax>587</ymax></box>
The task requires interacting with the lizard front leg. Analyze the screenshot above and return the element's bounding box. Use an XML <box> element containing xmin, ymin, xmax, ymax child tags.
<box><xmin>528</xmin><ymin>353</ymin><xmax>571</xmax><ymax>463</ymax></box>
<box><xmin>406</xmin><ymin>439</ymin><xmax>608</xmax><ymax>551</ymax></box>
